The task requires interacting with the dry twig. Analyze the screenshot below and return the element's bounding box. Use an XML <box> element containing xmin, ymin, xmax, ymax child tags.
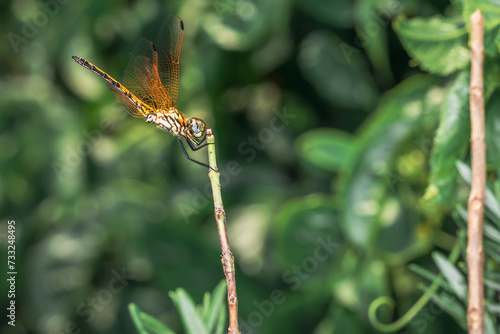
<box><xmin>467</xmin><ymin>9</ymin><xmax>485</xmax><ymax>334</ymax></box>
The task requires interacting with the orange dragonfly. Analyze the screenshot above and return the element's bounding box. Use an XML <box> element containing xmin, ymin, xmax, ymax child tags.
<box><xmin>72</xmin><ymin>15</ymin><xmax>213</xmax><ymax>170</ymax></box>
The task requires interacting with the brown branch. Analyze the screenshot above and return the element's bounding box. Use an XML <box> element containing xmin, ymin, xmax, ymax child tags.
<box><xmin>207</xmin><ymin>129</ymin><xmax>241</xmax><ymax>334</ymax></box>
<box><xmin>467</xmin><ymin>9</ymin><xmax>485</xmax><ymax>334</ymax></box>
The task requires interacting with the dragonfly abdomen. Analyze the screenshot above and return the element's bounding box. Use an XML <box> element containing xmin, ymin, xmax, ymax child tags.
<box><xmin>72</xmin><ymin>56</ymin><xmax>151</xmax><ymax>116</ymax></box>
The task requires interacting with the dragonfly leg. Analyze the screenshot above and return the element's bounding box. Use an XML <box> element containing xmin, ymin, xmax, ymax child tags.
<box><xmin>178</xmin><ymin>138</ymin><xmax>218</xmax><ymax>172</ymax></box>
<box><xmin>185</xmin><ymin>138</ymin><xmax>213</xmax><ymax>151</ymax></box>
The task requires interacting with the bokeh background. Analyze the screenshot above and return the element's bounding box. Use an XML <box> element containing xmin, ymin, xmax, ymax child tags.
<box><xmin>0</xmin><ymin>0</ymin><xmax>494</xmax><ymax>333</ymax></box>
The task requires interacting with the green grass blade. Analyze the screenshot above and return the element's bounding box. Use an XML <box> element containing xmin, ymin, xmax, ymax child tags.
<box><xmin>169</xmin><ymin>289</ymin><xmax>208</xmax><ymax>334</ymax></box>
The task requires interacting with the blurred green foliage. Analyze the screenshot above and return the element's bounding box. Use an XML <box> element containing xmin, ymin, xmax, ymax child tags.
<box><xmin>1</xmin><ymin>0</ymin><xmax>500</xmax><ymax>333</ymax></box>
<box><xmin>129</xmin><ymin>281</ymin><xmax>227</xmax><ymax>334</ymax></box>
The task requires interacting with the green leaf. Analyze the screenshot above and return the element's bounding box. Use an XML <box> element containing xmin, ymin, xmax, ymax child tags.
<box><xmin>432</xmin><ymin>252</ymin><xmax>467</xmax><ymax>301</ymax></box>
<box><xmin>201</xmin><ymin>292</ymin><xmax>211</xmax><ymax>320</ymax></box>
<box><xmin>274</xmin><ymin>194</ymin><xmax>344</xmax><ymax>288</ymax></box>
<box><xmin>141</xmin><ymin>312</ymin><xmax>176</xmax><ymax>334</ymax></box>
<box><xmin>408</xmin><ymin>263</ymin><xmax>441</xmax><ymax>282</ymax></box>
<box><xmin>129</xmin><ymin>304</ymin><xmax>149</xmax><ymax>334</ymax></box>
<box><xmin>485</xmin><ymin>239</ymin><xmax>500</xmax><ymax>262</ymax></box>
<box><xmin>214</xmin><ymin>302</ymin><xmax>227</xmax><ymax>334</ymax></box>
<box><xmin>295</xmin><ymin>129</ymin><xmax>355</xmax><ymax>172</ymax></box>
<box><xmin>408</xmin><ymin>264</ymin><xmax>453</xmax><ymax>290</ymax></box>
<box><xmin>455</xmin><ymin>160</ymin><xmax>472</xmax><ymax>180</ymax></box>
<box><xmin>420</xmin><ymin>286</ymin><xmax>467</xmax><ymax>329</ymax></box>
<box><xmin>454</xmin><ymin>205</ymin><xmax>469</xmax><ymax>229</ymax></box>
<box><xmin>169</xmin><ymin>289</ymin><xmax>209</xmax><ymax>334</ymax></box>
<box><xmin>203</xmin><ymin>281</ymin><xmax>227</xmax><ymax>332</ymax></box>
<box><xmin>456</xmin><ymin>160</ymin><xmax>500</xmax><ymax>222</ymax></box>
<box><xmin>393</xmin><ymin>15</ymin><xmax>470</xmax><ymax>75</ymax></box>
<box><xmin>296</xmin><ymin>0</ymin><xmax>353</xmax><ymax>28</ymax></box>
<box><xmin>129</xmin><ymin>303</ymin><xmax>176</xmax><ymax>334</ymax></box>
<box><xmin>298</xmin><ymin>30</ymin><xmax>379</xmax><ymax>111</ymax></box>
<box><xmin>486</xmin><ymin>303</ymin><xmax>500</xmax><ymax>314</ymax></box>
<box><xmin>485</xmin><ymin>92</ymin><xmax>500</xmax><ymax>166</ymax></box>
<box><xmin>485</xmin><ymin>273</ymin><xmax>500</xmax><ymax>294</ymax></box>
<box><xmin>485</xmin><ymin>313</ymin><xmax>497</xmax><ymax>334</ymax></box>
<box><xmin>205</xmin><ymin>0</ymin><xmax>289</xmax><ymax>51</ymax></box>
<box><xmin>485</xmin><ymin>58</ymin><xmax>500</xmax><ymax>97</ymax></box>
<box><xmin>484</xmin><ymin>223</ymin><xmax>500</xmax><ymax>244</ymax></box>
<box><xmin>353</xmin><ymin>0</ymin><xmax>397</xmax><ymax>85</ymax></box>
<box><xmin>332</xmin><ymin>256</ymin><xmax>389</xmax><ymax>317</ymax></box>
<box><xmin>423</xmin><ymin>72</ymin><xmax>470</xmax><ymax>205</ymax></box>
<box><xmin>319</xmin><ymin>303</ymin><xmax>367</xmax><ymax>333</ymax></box>
<box><xmin>451</xmin><ymin>0</ymin><xmax>465</xmax><ymax>13</ymax></box>
<box><xmin>485</xmin><ymin>278</ymin><xmax>500</xmax><ymax>292</ymax></box>
<box><xmin>342</xmin><ymin>75</ymin><xmax>441</xmax><ymax>248</ymax></box>
<box><xmin>463</xmin><ymin>0</ymin><xmax>500</xmax><ymax>56</ymax></box>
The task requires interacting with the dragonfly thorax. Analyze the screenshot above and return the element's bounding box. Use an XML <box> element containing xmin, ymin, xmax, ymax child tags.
<box><xmin>143</xmin><ymin>110</ymin><xmax>182</xmax><ymax>134</ymax></box>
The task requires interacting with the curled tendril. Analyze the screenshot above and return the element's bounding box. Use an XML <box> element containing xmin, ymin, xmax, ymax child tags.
<box><xmin>368</xmin><ymin>295</ymin><xmax>429</xmax><ymax>332</ymax></box>
<box><xmin>368</xmin><ymin>232</ymin><xmax>464</xmax><ymax>332</ymax></box>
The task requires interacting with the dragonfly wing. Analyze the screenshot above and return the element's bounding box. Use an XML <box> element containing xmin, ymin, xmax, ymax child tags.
<box><xmin>155</xmin><ymin>15</ymin><xmax>184</xmax><ymax>109</ymax></box>
<box><xmin>122</xmin><ymin>38</ymin><xmax>170</xmax><ymax>112</ymax></box>
<box><xmin>104</xmin><ymin>80</ymin><xmax>153</xmax><ymax>117</ymax></box>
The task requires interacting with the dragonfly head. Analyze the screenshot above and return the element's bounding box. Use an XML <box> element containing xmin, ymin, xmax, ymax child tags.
<box><xmin>187</xmin><ymin>117</ymin><xmax>206</xmax><ymax>143</ymax></box>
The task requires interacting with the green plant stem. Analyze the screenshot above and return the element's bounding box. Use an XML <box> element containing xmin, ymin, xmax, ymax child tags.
<box><xmin>207</xmin><ymin>129</ymin><xmax>241</xmax><ymax>334</ymax></box>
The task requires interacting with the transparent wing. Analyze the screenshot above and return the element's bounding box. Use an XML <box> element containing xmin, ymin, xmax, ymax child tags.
<box><xmin>121</xmin><ymin>38</ymin><xmax>170</xmax><ymax>113</ymax></box>
<box><xmin>104</xmin><ymin>80</ymin><xmax>154</xmax><ymax>117</ymax></box>
<box><xmin>155</xmin><ymin>15</ymin><xmax>184</xmax><ymax>108</ymax></box>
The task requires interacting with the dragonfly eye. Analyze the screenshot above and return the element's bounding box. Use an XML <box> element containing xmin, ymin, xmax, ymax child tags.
<box><xmin>189</xmin><ymin>118</ymin><xmax>206</xmax><ymax>138</ymax></box>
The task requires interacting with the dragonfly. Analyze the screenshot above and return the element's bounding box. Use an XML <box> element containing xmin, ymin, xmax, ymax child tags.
<box><xmin>72</xmin><ymin>15</ymin><xmax>214</xmax><ymax>170</ymax></box>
